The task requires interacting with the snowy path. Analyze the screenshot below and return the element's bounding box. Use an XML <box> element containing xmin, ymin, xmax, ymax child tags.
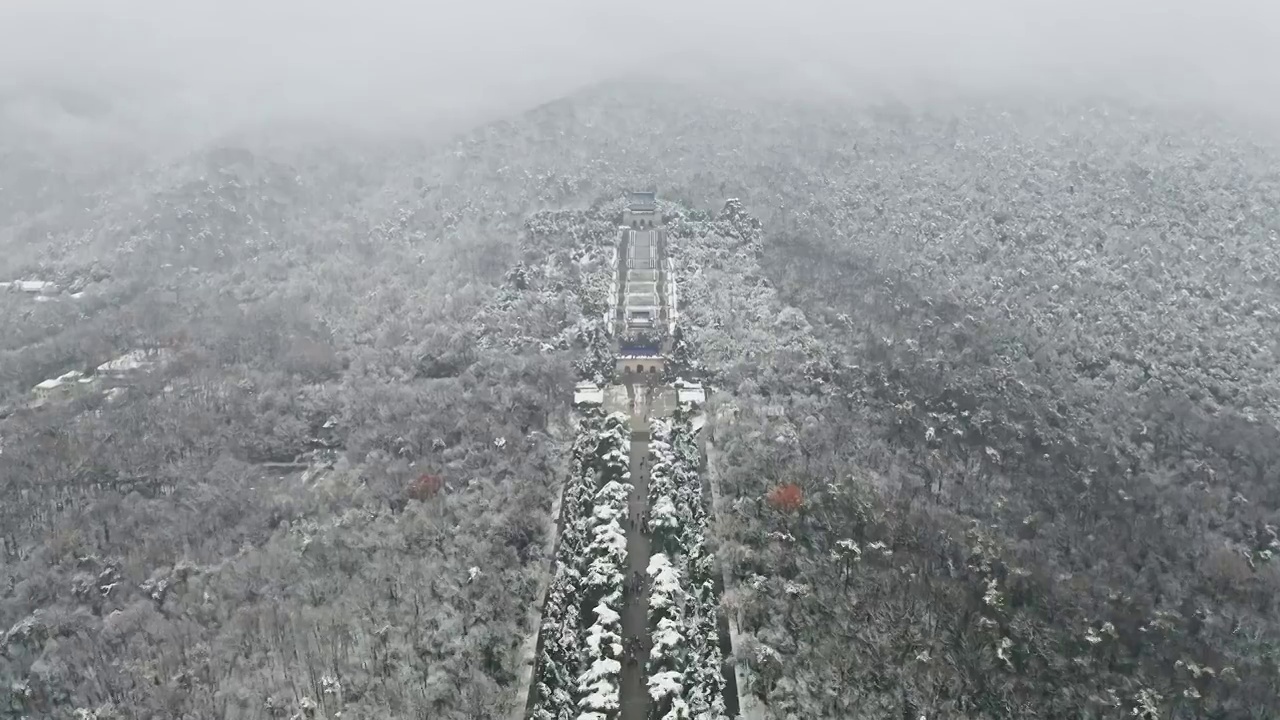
<box><xmin>619</xmin><ymin>408</ymin><xmax>653</xmax><ymax>719</ymax></box>
<box><xmin>704</xmin><ymin>399</ymin><xmax>763</xmax><ymax>720</ymax></box>
<box><xmin>510</xmin><ymin>487</ymin><xmax>563</xmax><ymax>720</ymax></box>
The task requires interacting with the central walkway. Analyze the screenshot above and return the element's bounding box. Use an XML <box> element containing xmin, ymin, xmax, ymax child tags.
<box><xmin>619</xmin><ymin>384</ymin><xmax>655</xmax><ymax>720</ymax></box>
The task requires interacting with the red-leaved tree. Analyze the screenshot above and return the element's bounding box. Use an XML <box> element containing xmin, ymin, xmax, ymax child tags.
<box><xmin>407</xmin><ymin>473</ymin><xmax>444</xmax><ymax>501</ymax></box>
<box><xmin>766</xmin><ymin>483</ymin><xmax>803</xmax><ymax>513</ymax></box>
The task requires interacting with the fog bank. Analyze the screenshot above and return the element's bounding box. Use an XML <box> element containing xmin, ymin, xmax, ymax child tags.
<box><xmin>1</xmin><ymin>0</ymin><xmax>1277</xmax><ymax>147</ymax></box>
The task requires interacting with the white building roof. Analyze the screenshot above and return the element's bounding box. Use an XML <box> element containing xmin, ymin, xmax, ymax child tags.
<box><xmin>98</xmin><ymin>350</ymin><xmax>151</xmax><ymax>374</ymax></box>
<box><xmin>35</xmin><ymin>378</ymin><xmax>63</xmax><ymax>391</ymax></box>
<box><xmin>627</xmin><ymin>191</ymin><xmax>657</xmax><ymax>211</ymax></box>
<box><xmin>15</xmin><ymin>280</ymin><xmax>55</xmax><ymax>293</ymax></box>
<box><xmin>676</xmin><ymin>383</ymin><xmax>706</xmax><ymax>405</ymax></box>
<box><xmin>574</xmin><ymin>381</ymin><xmax>604</xmax><ymax>405</ymax></box>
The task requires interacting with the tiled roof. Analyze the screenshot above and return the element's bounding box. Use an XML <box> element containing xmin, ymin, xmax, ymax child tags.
<box><xmin>627</xmin><ymin>191</ymin><xmax>657</xmax><ymax>211</ymax></box>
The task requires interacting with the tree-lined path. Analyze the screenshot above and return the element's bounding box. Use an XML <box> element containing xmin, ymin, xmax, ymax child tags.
<box><xmin>618</xmin><ymin>421</ymin><xmax>652</xmax><ymax>720</ymax></box>
<box><xmin>618</xmin><ymin>381</ymin><xmax>661</xmax><ymax>719</ymax></box>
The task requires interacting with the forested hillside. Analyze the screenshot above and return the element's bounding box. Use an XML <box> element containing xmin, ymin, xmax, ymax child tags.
<box><xmin>670</xmin><ymin>197</ymin><xmax>1280</xmax><ymax>717</ymax></box>
<box><xmin>0</xmin><ymin>136</ymin><xmax>609</xmax><ymax>717</ymax></box>
<box><xmin>3</xmin><ymin>81</ymin><xmax>1280</xmax><ymax>718</ymax></box>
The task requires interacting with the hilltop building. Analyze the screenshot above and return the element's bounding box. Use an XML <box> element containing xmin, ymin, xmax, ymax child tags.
<box><xmin>623</xmin><ymin>191</ymin><xmax>658</xmax><ymax>229</ymax></box>
<box><xmin>576</xmin><ymin>191</ymin><xmax>716</xmax><ymax>420</ymax></box>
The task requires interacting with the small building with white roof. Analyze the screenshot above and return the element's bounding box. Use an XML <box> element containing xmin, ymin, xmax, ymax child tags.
<box><xmin>11</xmin><ymin>280</ymin><xmax>57</xmax><ymax>295</ymax></box>
<box><xmin>97</xmin><ymin>349</ymin><xmax>168</xmax><ymax>378</ymax></box>
<box><xmin>32</xmin><ymin>370</ymin><xmax>93</xmax><ymax>401</ymax></box>
<box><xmin>675</xmin><ymin>380</ymin><xmax>706</xmax><ymax>406</ymax></box>
<box><xmin>574</xmin><ymin>381</ymin><xmax>604</xmax><ymax>406</ymax></box>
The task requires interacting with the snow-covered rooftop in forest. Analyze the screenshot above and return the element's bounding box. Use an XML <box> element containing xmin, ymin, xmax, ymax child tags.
<box><xmin>574</xmin><ymin>381</ymin><xmax>603</xmax><ymax>405</ymax></box>
<box><xmin>9</xmin><ymin>280</ymin><xmax>56</xmax><ymax>293</ymax></box>
<box><xmin>627</xmin><ymin>191</ymin><xmax>657</xmax><ymax>211</ymax></box>
<box><xmin>676</xmin><ymin>382</ymin><xmax>705</xmax><ymax>405</ymax></box>
<box><xmin>98</xmin><ymin>349</ymin><xmax>165</xmax><ymax>375</ymax></box>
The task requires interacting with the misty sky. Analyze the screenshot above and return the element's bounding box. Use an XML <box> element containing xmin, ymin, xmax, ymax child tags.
<box><xmin>1</xmin><ymin>0</ymin><xmax>1278</xmax><ymax>144</ymax></box>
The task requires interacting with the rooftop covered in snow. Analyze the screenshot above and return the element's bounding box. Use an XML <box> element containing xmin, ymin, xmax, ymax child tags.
<box><xmin>7</xmin><ymin>280</ymin><xmax>57</xmax><ymax>294</ymax></box>
<box><xmin>627</xmin><ymin>191</ymin><xmax>657</xmax><ymax>211</ymax></box>
<box><xmin>97</xmin><ymin>349</ymin><xmax>167</xmax><ymax>376</ymax></box>
<box><xmin>574</xmin><ymin>381</ymin><xmax>604</xmax><ymax>405</ymax></box>
<box><xmin>675</xmin><ymin>381</ymin><xmax>706</xmax><ymax>406</ymax></box>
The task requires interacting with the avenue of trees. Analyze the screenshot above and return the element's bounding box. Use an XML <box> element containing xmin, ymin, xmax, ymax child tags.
<box><xmin>530</xmin><ymin>411</ymin><xmax>633</xmax><ymax>720</ymax></box>
<box><xmin>645</xmin><ymin>414</ymin><xmax>728</xmax><ymax>720</ymax></box>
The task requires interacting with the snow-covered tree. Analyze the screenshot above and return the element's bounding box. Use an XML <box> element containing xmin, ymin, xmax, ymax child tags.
<box><xmin>647</xmin><ymin>553</ymin><xmax>690</xmax><ymax>720</ymax></box>
<box><xmin>642</xmin><ymin>413</ymin><xmax>729</xmax><ymax>718</ymax></box>
<box><xmin>583</xmin><ymin>413</ymin><xmax>631</xmax><ymax>600</ymax></box>
<box><xmin>531</xmin><ymin>414</ymin><xmax>608</xmax><ymax>720</ymax></box>
<box><xmin>582</xmin><ymin>497</ymin><xmax>629</xmax><ymax>595</ymax></box>
<box><xmin>577</xmin><ymin>598</ymin><xmax>624</xmax><ymax>720</ymax></box>
<box><xmin>647</xmin><ymin>419</ymin><xmax>684</xmax><ymax>556</ymax></box>
<box><xmin>532</xmin><ymin>408</ymin><xmax>633</xmax><ymax>720</ymax></box>
<box><xmin>571</xmin><ymin>411</ymin><xmax>632</xmax><ymax>719</ymax></box>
